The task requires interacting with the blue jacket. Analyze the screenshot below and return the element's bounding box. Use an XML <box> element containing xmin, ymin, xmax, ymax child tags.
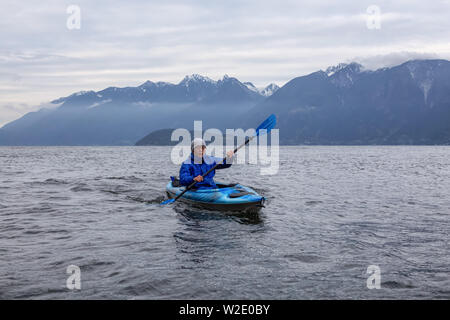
<box><xmin>179</xmin><ymin>153</ymin><xmax>232</xmax><ymax>189</ymax></box>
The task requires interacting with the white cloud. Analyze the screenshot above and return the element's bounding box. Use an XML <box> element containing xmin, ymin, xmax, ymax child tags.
<box><xmin>1</xmin><ymin>0</ymin><xmax>450</xmax><ymax>126</ymax></box>
<box><xmin>352</xmin><ymin>52</ymin><xmax>441</xmax><ymax>70</ymax></box>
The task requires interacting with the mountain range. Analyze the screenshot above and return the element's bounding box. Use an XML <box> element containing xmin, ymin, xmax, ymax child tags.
<box><xmin>1</xmin><ymin>59</ymin><xmax>450</xmax><ymax>145</ymax></box>
<box><xmin>0</xmin><ymin>75</ymin><xmax>278</xmax><ymax>145</ymax></box>
<box><xmin>250</xmin><ymin>59</ymin><xmax>450</xmax><ymax>144</ymax></box>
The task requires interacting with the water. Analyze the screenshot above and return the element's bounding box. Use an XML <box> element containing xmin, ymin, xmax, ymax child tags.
<box><xmin>0</xmin><ymin>146</ymin><xmax>449</xmax><ymax>299</ymax></box>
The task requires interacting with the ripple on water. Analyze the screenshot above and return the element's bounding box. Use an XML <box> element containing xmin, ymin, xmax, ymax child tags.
<box><xmin>1</xmin><ymin>146</ymin><xmax>449</xmax><ymax>299</ymax></box>
<box><xmin>30</xmin><ymin>178</ymin><xmax>69</xmax><ymax>185</ymax></box>
<box><xmin>283</xmin><ymin>253</ymin><xmax>326</xmax><ymax>263</ymax></box>
<box><xmin>70</xmin><ymin>184</ymin><xmax>93</xmax><ymax>192</ymax></box>
<box><xmin>382</xmin><ymin>281</ymin><xmax>416</xmax><ymax>289</ymax></box>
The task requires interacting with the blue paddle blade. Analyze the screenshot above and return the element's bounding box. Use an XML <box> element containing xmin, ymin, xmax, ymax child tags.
<box><xmin>255</xmin><ymin>114</ymin><xmax>277</xmax><ymax>137</ymax></box>
<box><xmin>160</xmin><ymin>198</ymin><xmax>175</xmax><ymax>205</ymax></box>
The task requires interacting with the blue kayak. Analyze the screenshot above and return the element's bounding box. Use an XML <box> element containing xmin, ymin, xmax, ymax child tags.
<box><xmin>166</xmin><ymin>178</ymin><xmax>265</xmax><ymax>212</ymax></box>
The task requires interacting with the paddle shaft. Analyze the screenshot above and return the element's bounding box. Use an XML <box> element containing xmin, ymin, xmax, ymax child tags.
<box><xmin>171</xmin><ymin>136</ymin><xmax>255</xmax><ymax>202</ymax></box>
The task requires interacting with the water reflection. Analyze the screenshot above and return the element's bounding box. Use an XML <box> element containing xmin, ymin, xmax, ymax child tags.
<box><xmin>173</xmin><ymin>204</ymin><xmax>264</xmax><ymax>225</ymax></box>
<box><xmin>172</xmin><ymin>204</ymin><xmax>265</xmax><ymax>268</ymax></box>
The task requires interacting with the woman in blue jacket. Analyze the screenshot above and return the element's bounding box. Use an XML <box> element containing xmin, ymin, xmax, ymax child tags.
<box><xmin>179</xmin><ymin>138</ymin><xmax>234</xmax><ymax>189</ymax></box>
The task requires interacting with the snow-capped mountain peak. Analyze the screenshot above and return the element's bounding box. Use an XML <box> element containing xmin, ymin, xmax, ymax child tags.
<box><xmin>139</xmin><ymin>80</ymin><xmax>171</xmax><ymax>88</ymax></box>
<box><xmin>50</xmin><ymin>74</ymin><xmax>279</xmax><ymax>106</ymax></box>
<box><xmin>74</xmin><ymin>90</ymin><xmax>92</xmax><ymax>96</ymax></box>
<box><xmin>139</xmin><ymin>80</ymin><xmax>155</xmax><ymax>87</ymax></box>
<box><xmin>243</xmin><ymin>82</ymin><xmax>259</xmax><ymax>93</ymax></box>
<box><xmin>259</xmin><ymin>83</ymin><xmax>280</xmax><ymax>96</ymax></box>
<box><xmin>325</xmin><ymin>62</ymin><xmax>363</xmax><ymax>77</ymax></box>
<box><xmin>325</xmin><ymin>62</ymin><xmax>364</xmax><ymax>87</ymax></box>
<box><xmin>180</xmin><ymin>74</ymin><xmax>215</xmax><ymax>86</ymax></box>
<box><xmin>234</xmin><ymin>81</ymin><xmax>279</xmax><ymax>96</ymax></box>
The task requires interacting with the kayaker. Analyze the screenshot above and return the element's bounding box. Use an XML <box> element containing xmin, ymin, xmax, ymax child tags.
<box><xmin>179</xmin><ymin>138</ymin><xmax>234</xmax><ymax>189</ymax></box>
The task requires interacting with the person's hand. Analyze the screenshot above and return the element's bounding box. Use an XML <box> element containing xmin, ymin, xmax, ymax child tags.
<box><xmin>193</xmin><ymin>175</ymin><xmax>203</xmax><ymax>182</ymax></box>
<box><xmin>226</xmin><ymin>150</ymin><xmax>234</xmax><ymax>159</ymax></box>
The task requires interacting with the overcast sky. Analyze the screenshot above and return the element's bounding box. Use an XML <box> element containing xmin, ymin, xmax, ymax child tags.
<box><xmin>1</xmin><ymin>0</ymin><xmax>450</xmax><ymax>126</ymax></box>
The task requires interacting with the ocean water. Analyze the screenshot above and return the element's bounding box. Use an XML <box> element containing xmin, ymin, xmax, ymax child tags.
<box><xmin>0</xmin><ymin>146</ymin><xmax>449</xmax><ymax>299</ymax></box>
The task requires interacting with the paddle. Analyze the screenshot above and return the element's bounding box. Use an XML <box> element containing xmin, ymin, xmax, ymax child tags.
<box><xmin>161</xmin><ymin>114</ymin><xmax>277</xmax><ymax>205</ymax></box>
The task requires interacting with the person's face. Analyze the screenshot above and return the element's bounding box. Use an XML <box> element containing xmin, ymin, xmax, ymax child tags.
<box><xmin>193</xmin><ymin>145</ymin><xmax>206</xmax><ymax>157</ymax></box>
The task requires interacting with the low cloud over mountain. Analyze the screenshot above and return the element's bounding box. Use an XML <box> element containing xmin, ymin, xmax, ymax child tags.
<box><xmin>1</xmin><ymin>59</ymin><xmax>450</xmax><ymax>145</ymax></box>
